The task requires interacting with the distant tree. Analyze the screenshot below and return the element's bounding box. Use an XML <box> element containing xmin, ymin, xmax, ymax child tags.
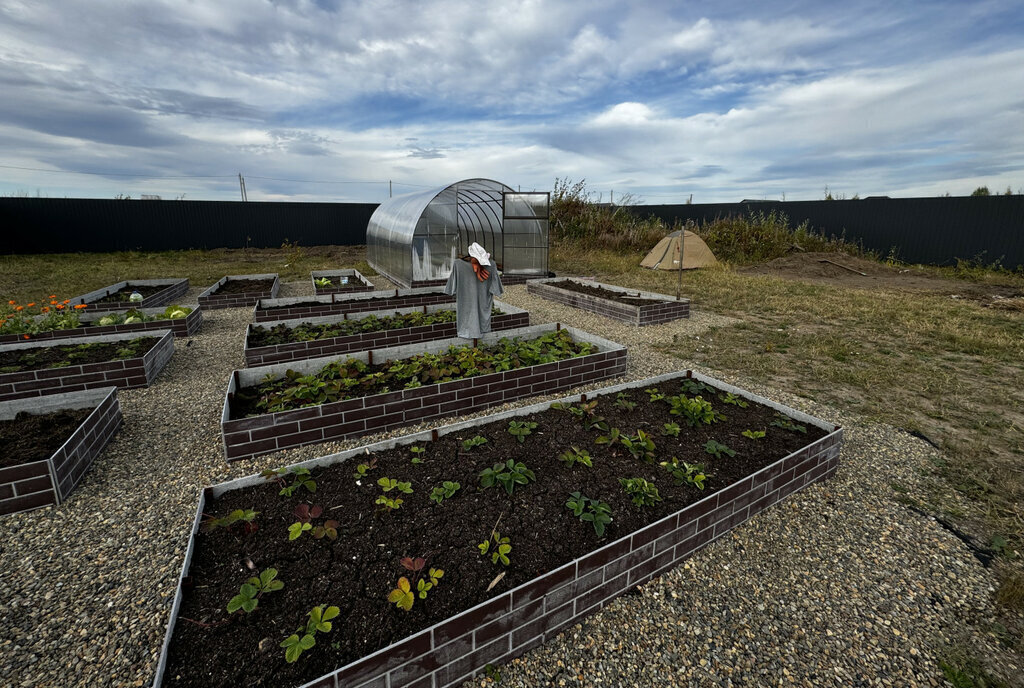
<box><xmin>1005</xmin><ymin>186</ymin><xmax>1013</xmax><ymax>196</ymax></box>
<box><xmin>971</xmin><ymin>186</ymin><xmax>991</xmax><ymax>196</ymax></box>
<box><xmin>823</xmin><ymin>185</ymin><xmax>833</xmax><ymax>201</ymax></box>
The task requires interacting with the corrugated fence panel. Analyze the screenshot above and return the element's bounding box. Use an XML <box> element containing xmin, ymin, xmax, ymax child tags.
<box><xmin>0</xmin><ymin>198</ymin><xmax>379</xmax><ymax>253</ymax></box>
<box><xmin>631</xmin><ymin>196</ymin><xmax>1024</xmax><ymax>267</ymax></box>
<box><xmin>2</xmin><ymin>196</ymin><xmax>1022</xmax><ymax>266</ymax></box>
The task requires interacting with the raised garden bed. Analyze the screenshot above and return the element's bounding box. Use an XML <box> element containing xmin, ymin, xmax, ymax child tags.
<box><xmin>0</xmin><ymin>305</ymin><xmax>202</xmax><ymax>345</ymax></box>
<box><xmin>528</xmin><ymin>278</ymin><xmax>690</xmax><ymax>326</ymax></box>
<box><xmin>244</xmin><ymin>301</ymin><xmax>530</xmax><ymax>367</ymax></box>
<box><xmin>0</xmin><ymin>330</ymin><xmax>174</xmax><ymax>403</ymax></box>
<box><xmin>254</xmin><ymin>287</ymin><xmax>454</xmax><ymax>324</ymax></box>
<box><xmin>199</xmin><ymin>274</ymin><xmax>281</xmax><ymax>310</ymax></box>
<box><xmin>69</xmin><ymin>278</ymin><xmax>189</xmax><ymax>311</ymax></box>
<box><xmin>156</xmin><ymin>370</ymin><xmax>842</xmax><ymax>688</ymax></box>
<box><xmin>0</xmin><ymin>387</ymin><xmax>122</xmax><ymax>517</ymax></box>
<box><xmin>221</xmin><ymin>323</ymin><xmax>626</xmax><ymax>462</ymax></box>
<box><xmin>311</xmin><ymin>269</ymin><xmax>376</xmax><ymax>295</ymax></box>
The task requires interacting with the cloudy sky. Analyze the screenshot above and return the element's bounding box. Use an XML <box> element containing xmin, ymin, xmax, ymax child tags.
<box><xmin>1</xmin><ymin>0</ymin><xmax>1022</xmax><ymax>203</ymax></box>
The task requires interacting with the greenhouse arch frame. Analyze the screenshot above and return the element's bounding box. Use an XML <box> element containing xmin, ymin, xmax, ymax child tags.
<box><xmin>366</xmin><ymin>178</ymin><xmax>549</xmax><ymax>288</ymax></box>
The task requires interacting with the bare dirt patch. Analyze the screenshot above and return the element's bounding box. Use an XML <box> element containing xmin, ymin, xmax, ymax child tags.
<box><xmin>740</xmin><ymin>251</ymin><xmax>1024</xmax><ymax>307</ymax></box>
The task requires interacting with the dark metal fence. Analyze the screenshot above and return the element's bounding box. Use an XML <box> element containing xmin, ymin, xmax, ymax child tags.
<box><xmin>0</xmin><ymin>198</ymin><xmax>379</xmax><ymax>253</ymax></box>
<box><xmin>3</xmin><ymin>195</ymin><xmax>1022</xmax><ymax>267</ymax></box>
<box><xmin>629</xmin><ymin>196</ymin><xmax>1024</xmax><ymax>268</ymax></box>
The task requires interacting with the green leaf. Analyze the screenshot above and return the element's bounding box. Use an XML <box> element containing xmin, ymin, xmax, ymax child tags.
<box><xmin>299</xmin><ymin>634</ymin><xmax>316</xmax><ymax>650</ymax></box>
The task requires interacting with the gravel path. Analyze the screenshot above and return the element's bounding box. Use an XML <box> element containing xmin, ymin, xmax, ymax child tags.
<box><xmin>0</xmin><ymin>279</ymin><xmax>1016</xmax><ymax>687</ymax></box>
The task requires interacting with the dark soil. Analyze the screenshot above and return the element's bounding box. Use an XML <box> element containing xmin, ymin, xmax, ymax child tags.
<box><xmin>261</xmin><ymin>293</ymin><xmax>454</xmax><ymax>312</ymax></box>
<box><xmin>165</xmin><ymin>378</ymin><xmax>828</xmax><ymax>687</ymax></box>
<box><xmin>94</xmin><ymin>283</ymin><xmax>168</xmax><ymax>303</ymax></box>
<box><xmin>0</xmin><ymin>337</ymin><xmax>159</xmax><ymax>373</ymax></box>
<box><xmin>315</xmin><ymin>278</ymin><xmax>370</xmax><ymax>291</ymax></box>
<box><xmin>0</xmin><ymin>408</ymin><xmax>92</xmax><ymax>469</ymax></box>
<box><xmin>552</xmin><ymin>280</ymin><xmax>665</xmax><ymax>306</ymax></box>
<box><xmin>213</xmin><ymin>278</ymin><xmax>276</xmax><ymax>295</ymax></box>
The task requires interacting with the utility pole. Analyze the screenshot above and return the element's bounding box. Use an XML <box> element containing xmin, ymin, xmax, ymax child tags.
<box><xmin>238</xmin><ymin>173</ymin><xmax>248</xmax><ymax>202</ymax></box>
<box><xmin>389</xmin><ymin>180</ymin><xmax>392</xmax><ymax>198</ymax></box>
<box><xmin>610</xmin><ymin>189</ymin><xmax>614</xmax><ymax>205</ymax></box>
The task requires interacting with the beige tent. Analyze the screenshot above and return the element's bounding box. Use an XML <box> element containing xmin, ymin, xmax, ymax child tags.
<box><xmin>641</xmin><ymin>230</ymin><xmax>717</xmax><ymax>270</ymax></box>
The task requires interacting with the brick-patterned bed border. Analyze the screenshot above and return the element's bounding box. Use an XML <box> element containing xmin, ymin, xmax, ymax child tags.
<box><xmin>221</xmin><ymin>323</ymin><xmax>626</xmax><ymax>462</ymax></box>
<box><xmin>155</xmin><ymin>369</ymin><xmax>841</xmax><ymax>688</ymax></box>
<box><xmin>254</xmin><ymin>287</ymin><xmax>454</xmax><ymax>323</ymax></box>
<box><xmin>0</xmin><ymin>305</ymin><xmax>202</xmax><ymax>345</ymax></box>
<box><xmin>0</xmin><ymin>387</ymin><xmax>122</xmax><ymax>517</ymax></box>
<box><xmin>243</xmin><ymin>300</ymin><xmax>530</xmax><ymax>367</ymax></box>
<box><xmin>311</xmin><ymin>269</ymin><xmax>376</xmax><ymax>295</ymax></box>
<box><xmin>0</xmin><ymin>330</ymin><xmax>174</xmax><ymax>403</ymax></box>
<box><xmin>527</xmin><ymin>278</ymin><xmax>690</xmax><ymax>326</ymax></box>
<box><xmin>69</xmin><ymin>278</ymin><xmax>189</xmax><ymax>312</ymax></box>
<box><xmin>198</xmin><ymin>274</ymin><xmax>281</xmax><ymax>310</ymax></box>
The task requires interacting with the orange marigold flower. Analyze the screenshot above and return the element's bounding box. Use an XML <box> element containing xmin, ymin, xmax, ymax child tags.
<box><xmin>23</xmin><ymin>334</ymin><xmax>30</xmax><ymax>340</ymax></box>
<box><xmin>42</xmin><ymin>307</ymin><xmax>50</xmax><ymax>313</ymax></box>
<box><xmin>49</xmin><ymin>294</ymin><xmax>56</xmax><ymax>299</ymax></box>
<box><xmin>15</xmin><ymin>306</ymin><xmax>23</xmax><ymax>311</ymax></box>
<box><xmin>26</xmin><ymin>302</ymin><xmax>35</xmax><ymax>307</ymax></box>
<box><xmin>73</xmin><ymin>304</ymin><xmax>88</xmax><ymax>310</ymax></box>
<box><xmin>63</xmin><ymin>299</ymin><xmax>70</xmax><ymax>304</ymax></box>
<box><xmin>7</xmin><ymin>300</ymin><xmax>14</xmax><ymax>305</ymax></box>
<box><xmin>56</xmin><ymin>304</ymin><xmax>64</xmax><ymax>310</ymax></box>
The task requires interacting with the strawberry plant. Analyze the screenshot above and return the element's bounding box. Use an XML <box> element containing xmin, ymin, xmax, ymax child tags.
<box><xmin>595</xmin><ymin>427</ymin><xmax>622</xmax><ymax>446</ymax></box>
<box><xmin>613</xmin><ymin>392</ymin><xmax>637</xmax><ymax>411</ymax></box>
<box><xmin>507</xmin><ymin>420</ymin><xmax>537</xmax><ymax>443</ymax></box>
<box><xmin>620</xmin><ymin>429</ymin><xmax>655</xmax><ymax>462</ymax></box>
<box><xmin>227</xmin><ymin>568</ymin><xmax>283</xmax><ymax>613</ymax></box>
<box><xmin>704</xmin><ymin>440</ymin><xmax>736</xmax><ymax>458</ymax></box>
<box><xmin>680</xmin><ymin>378</ymin><xmax>713</xmax><ymax>396</ymax></box>
<box><xmin>276</xmin><ymin>467</ymin><xmax>317</xmax><ymax>497</ymax></box>
<box><xmin>478</xmin><ymin>529</ymin><xmax>512</xmax><ymax>566</ymax></box>
<box><xmin>719</xmin><ymin>392</ymin><xmax>749</xmax><ymax>408</ymax></box>
<box><xmin>202</xmin><ymin>508</ymin><xmax>258</xmax><ymax>534</ymax></box>
<box><xmin>429</xmin><ymin>481</ymin><xmax>461</xmax><ymax>504</ymax></box>
<box><xmin>771</xmin><ymin>413</ymin><xmax>807</xmax><ymax>433</ymax></box>
<box><xmin>410</xmin><ymin>445</ymin><xmax>427</xmax><ymax>464</ymax></box>
<box><xmin>668</xmin><ymin>395</ymin><xmax>724</xmax><ymax>427</ymax></box>
<box><xmin>619</xmin><ymin>477</ymin><xmax>663</xmax><ymax>507</ymax></box>
<box><xmin>352</xmin><ymin>456</ymin><xmax>377</xmax><ymax>481</ymax></box>
<box><xmin>645</xmin><ymin>387</ymin><xmax>665</xmax><ymax>402</ymax></box>
<box><xmin>558</xmin><ymin>446</ymin><xmax>593</xmax><ymax>468</ymax></box>
<box><xmin>388</xmin><ymin>557</ymin><xmax>444</xmax><ymax>611</ymax></box>
<box><xmin>280</xmin><ymin>605</ymin><xmax>339</xmax><ymax>663</ymax></box>
<box><xmin>661</xmin><ymin>422</ymin><xmax>681</xmax><ymax>437</ymax></box>
<box><xmin>376</xmin><ymin>477</ymin><xmax>413</xmax><ymax>510</ymax></box>
<box><xmin>566</xmin><ymin>491</ymin><xmax>613</xmax><ymax>536</ymax></box>
<box><xmin>660</xmin><ymin>457</ymin><xmax>709</xmax><ymax>489</ymax></box>
<box><xmin>287</xmin><ymin>504</ymin><xmax>337</xmax><ymax>540</ymax></box>
<box><xmin>479</xmin><ymin>459</ymin><xmax>536</xmax><ymax>495</ymax></box>
<box><xmin>461</xmin><ymin>435</ymin><xmax>488</xmax><ymax>451</ymax></box>
<box><xmin>742</xmin><ymin>429</ymin><xmax>766</xmax><ymax>440</ymax></box>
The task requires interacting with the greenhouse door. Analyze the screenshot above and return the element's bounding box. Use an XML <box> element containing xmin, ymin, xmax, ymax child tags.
<box><xmin>501</xmin><ymin>192</ymin><xmax>550</xmax><ymax>276</ymax></box>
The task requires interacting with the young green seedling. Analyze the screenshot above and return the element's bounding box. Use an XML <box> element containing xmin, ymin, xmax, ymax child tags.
<box><xmin>619</xmin><ymin>477</ymin><xmax>663</xmax><ymax>507</ymax></box>
<box><xmin>280</xmin><ymin>604</ymin><xmax>339</xmax><ymax>663</ymax></box>
<box><xmin>566</xmin><ymin>491</ymin><xmax>613</xmax><ymax>536</ymax></box>
<box><xmin>227</xmin><ymin>568</ymin><xmax>284</xmax><ymax>614</ymax></box>
<box><xmin>558</xmin><ymin>446</ymin><xmax>593</xmax><ymax>468</ymax></box>
<box><xmin>507</xmin><ymin>420</ymin><xmax>538</xmax><ymax>443</ymax></box>
<box><xmin>479</xmin><ymin>459</ymin><xmax>535</xmax><ymax>495</ymax></box>
<box><xmin>704</xmin><ymin>440</ymin><xmax>737</xmax><ymax>458</ymax></box>
<box><xmin>429</xmin><ymin>481</ymin><xmax>461</xmax><ymax>504</ymax></box>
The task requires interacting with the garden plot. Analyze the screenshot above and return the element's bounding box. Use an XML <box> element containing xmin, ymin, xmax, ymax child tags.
<box><xmin>0</xmin><ymin>387</ymin><xmax>121</xmax><ymax>517</ymax></box>
<box><xmin>158</xmin><ymin>370</ymin><xmax>842</xmax><ymax>688</ymax></box>
<box><xmin>0</xmin><ymin>330</ymin><xmax>174</xmax><ymax>403</ymax></box>
<box><xmin>528</xmin><ymin>277</ymin><xmax>690</xmax><ymax>326</ymax></box>
<box><xmin>254</xmin><ymin>286</ymin><xmax>454</xmax><ymax>323</ymax></box>
<box><xmin>69</xmin><ymin>278</ymin><xmax>189</xmax><ymax>311</ymax></box>
<box><xmin>243</xmin><ymin>300</ymin><xmax>530</xmax><ymax>367</ymax></box>
<box><xmin>0</xmin><ymin>304</ymin><xmax>201</xmax><ymax>345</ymax></box>
<box><xmin>221</xmin><ymin>323</ymin><xmax>626</xmax><ymax>462</ymax></box>
<box><xmin>199</xmin><ymin>274</ymin><xmax>281</xmax><ymax>310</ymax></box>
<box><xmin>311</xmin><ymin>269</ymin><xmax>376</xmax><ymax>295</ymax></box>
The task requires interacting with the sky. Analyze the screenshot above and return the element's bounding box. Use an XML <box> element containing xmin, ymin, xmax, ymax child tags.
<box><xmin>1</xmin><ymin>0</ymin><xmax>1022</xmax><ymax>204</ymax></box>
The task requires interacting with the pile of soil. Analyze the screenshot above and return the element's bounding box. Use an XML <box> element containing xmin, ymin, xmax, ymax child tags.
<box><xmin>0</xmin><ymin>337</ymin><xmax>159</xmax><ymax>372</ymax></box>
<box><xmin>741</xmin><ymin>252</ymin><xmax>1024</xmax><ymax>305</ymax></box>
<box><xmin>214</xmin><ymin>278</ymin><xmax>276</xmax><ymax>295</ymax></box>
<box><xmin>165</xmin><ymin>376</ymin><xmax>827</xmax><ymax>687</ymax></box>
<box><xmin>1</xmin><ymin>408</ymin><xmax>92</xmax><ymax>468</ymax></box>
<box><xmin>553</xmin><ymin>280</ymin><xmax>664</xmax><ymax>306</ymax></box>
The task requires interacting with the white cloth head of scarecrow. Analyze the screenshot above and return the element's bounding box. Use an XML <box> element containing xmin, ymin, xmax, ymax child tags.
<box><xmin>468</xmin><ymin>242</ymin><xmax>491</xmax><ymax>266</ymax></box>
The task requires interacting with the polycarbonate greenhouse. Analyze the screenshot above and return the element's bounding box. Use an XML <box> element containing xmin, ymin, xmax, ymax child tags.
<box><xmin>366</xmin><ymin>178</ymin><xmax>549</xmax><ymax>288</ymax></box>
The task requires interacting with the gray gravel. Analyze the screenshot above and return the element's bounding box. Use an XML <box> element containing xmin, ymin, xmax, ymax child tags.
<box><xmin>0</xmin><ymin>278</ymin><xmax>1017</xmax><ymax>687</ymax></box>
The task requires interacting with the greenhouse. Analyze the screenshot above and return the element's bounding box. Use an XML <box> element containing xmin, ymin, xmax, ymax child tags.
<box><xmin>366</xmin><ymin>178</ymin><xmax>549</xmax><ymax>288</ymax></box>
